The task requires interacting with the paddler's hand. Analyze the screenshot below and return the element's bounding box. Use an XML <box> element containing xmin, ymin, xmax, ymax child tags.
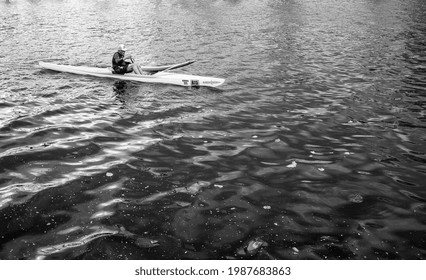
<box><xmin>124</xmin><ymin>55</ymin><xmax>132</xmax><ymax>60</ymax></box>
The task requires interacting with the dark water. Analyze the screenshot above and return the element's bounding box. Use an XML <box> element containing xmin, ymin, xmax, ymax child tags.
<box><xmin>1</xmin><ymin>0</ymin><xmax>426</xmax><ymax>260</ymax></box>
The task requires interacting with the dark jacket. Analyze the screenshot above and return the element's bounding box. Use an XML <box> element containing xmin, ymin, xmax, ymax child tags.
<box><xmin>112</xmin><ymin>52</ymin><xmax>129</xmax><ymax>74</ymax></box>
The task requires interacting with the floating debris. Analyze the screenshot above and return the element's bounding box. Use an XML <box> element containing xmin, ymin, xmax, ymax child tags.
<box><xmin>182</xmin><ymin>181</ymin><xmax>210</xmax><ymax>194</ymax></box>
<box><xmin>214</xmin><ymin>184</ymin><xmax>224</xmax><ymax>188</ymax></box>
<box><xmin>318</xmin><ymin>168</ymin><xmax>325</xmax><ymax>172</ymax></box>
<box><xmin>135</xmin><ymin>237</ymin><xmax>160</xmax><ymax>248</ymax></box>
<box><xmin>247</xmin><ymin>240</ymin><xmax>264</xmax><ymax>252</ymax></box>
<box><xmin>237</xmin><ymin>238</ymin><xmax>268</xmax><ymax>257</ymax></box>
<box><xmin>263</xmin><ymin>205</ymin><xmax>271</xmax><ymax>210</ymax></box>
<box><xmin>292</xmin><ymin>247</ymin><xmax>299</xmax><ymax>254</ymax></box>
<box><xmin>349</xmin><ymin>193</ymin><xmax>364</xmax><ymax>203</ymax></box>
<box><xmin>106</xmin><ymin>172</ymin><xmax>113</xmax><ymax>177</ymax></box>
<box><xmin>286</xmin><ymin>161</ymin><xmax>297</xmax><ymax>168</ymax></box>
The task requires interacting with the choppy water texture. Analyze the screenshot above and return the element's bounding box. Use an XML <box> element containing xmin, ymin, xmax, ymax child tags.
<box><xmin>1</xmin><ymin>0</ymin><xmax>426</xmax><ymax>260</ymax></box>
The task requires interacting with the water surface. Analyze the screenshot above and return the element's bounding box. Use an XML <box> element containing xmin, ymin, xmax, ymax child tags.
<box><xmin>1</xmin><ymin>0</ymin><xmax>426</xmax><ymax>260</ymax></box>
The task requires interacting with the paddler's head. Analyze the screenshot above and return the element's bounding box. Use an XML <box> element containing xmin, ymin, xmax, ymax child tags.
<box><xmin>118</xmin><ymin>44</ymin><xmax>127</xmax><ymax>54</ymax></box>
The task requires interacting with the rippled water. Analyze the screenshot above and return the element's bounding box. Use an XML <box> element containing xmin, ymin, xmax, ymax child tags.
<box><xmin>1</xmin><ymin>0</ymin><xmax>426</xmax><ymax>260</ymax></box>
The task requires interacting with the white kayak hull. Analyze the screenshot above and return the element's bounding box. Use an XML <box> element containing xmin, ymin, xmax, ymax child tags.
<box><xmin>38</xmin><ymin>62</ymin><xmax>225</xmax><ymax>88</ymax></box>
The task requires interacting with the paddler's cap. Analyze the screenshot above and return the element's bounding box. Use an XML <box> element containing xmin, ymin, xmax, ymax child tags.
<box><xmin>118</xmin><ymin>44</ymin><xmax>127</xmax><ymax>51</ymax></box>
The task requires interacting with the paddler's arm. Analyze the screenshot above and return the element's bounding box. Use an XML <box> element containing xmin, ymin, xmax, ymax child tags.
<box><xmin>113</xmin><ymin>52</ymin><xmax>124</xmax><ymax>64</ymax></box>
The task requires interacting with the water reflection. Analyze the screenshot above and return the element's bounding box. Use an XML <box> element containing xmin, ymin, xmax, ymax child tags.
<box><xmin>113</xmin><ymin>81</ymin><xmax>129</xmax><ymax>106</ymax></box>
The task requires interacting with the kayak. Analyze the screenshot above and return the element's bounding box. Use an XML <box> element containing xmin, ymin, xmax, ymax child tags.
<box><xmin>38</xmin><ymin>61</ymin><xmax>225</xmax><ymax>88</ymax></box>
<box><xmin>38</xmin><ymin>61</ymin><xmax>224</xmax><ymax>88</ymax></box>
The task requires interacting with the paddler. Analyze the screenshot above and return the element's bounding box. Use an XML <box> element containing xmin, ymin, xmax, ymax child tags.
<box><xmin>112</xmin><ymin>44</ymin><xmax>142</xmax><ymax>75</ymax></box>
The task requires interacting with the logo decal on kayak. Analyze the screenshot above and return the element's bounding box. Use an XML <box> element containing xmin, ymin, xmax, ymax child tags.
<box><xmin>203</xmin><ymin>80</ymin><xmax>221</xmax><ymax>85</ymax></box>
<box><xmin>182</xmin><ymin>80</ymin><xmax>199</xmax><ymax>86</ymax></box>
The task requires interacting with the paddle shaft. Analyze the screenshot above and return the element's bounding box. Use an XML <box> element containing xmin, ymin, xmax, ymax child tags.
<box><xmin>157</xmin><ymin>60</ymin><xmax>195</xmax><ymax>73</ymax></box>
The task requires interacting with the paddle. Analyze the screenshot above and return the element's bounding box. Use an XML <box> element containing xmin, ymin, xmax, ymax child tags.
<box><xmin>129</xmin><ymin>57</ymin><xmax>142</xmax><ymax>75</ymax></box>
<box><xmin>153</xmin><ymin>60</ymin><xmax>196</xmax><ymax>75</ymax></box>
